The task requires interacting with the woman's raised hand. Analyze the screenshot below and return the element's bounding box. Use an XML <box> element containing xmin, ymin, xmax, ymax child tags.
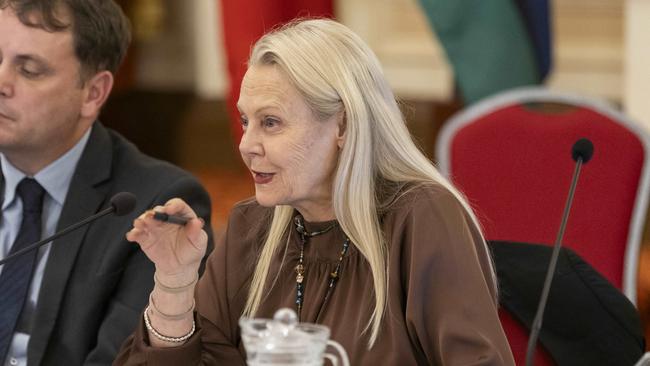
<box><xmin>126</xmin><ymin>198</ymin><xmax>208</xmax><ymax>283</ymax></box>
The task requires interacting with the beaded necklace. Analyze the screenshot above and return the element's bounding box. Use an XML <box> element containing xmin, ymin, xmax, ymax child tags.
<box><xmin>293</xmin><ymin>215</ymin><xmax>350</xmax><ymax>321</ymax></box>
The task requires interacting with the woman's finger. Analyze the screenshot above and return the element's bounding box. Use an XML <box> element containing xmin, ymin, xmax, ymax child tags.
<box><xmin>126</xmin><ymin>227</ymin><xmax>146</xmax><ymax>242</ymax></box>
<box><xmin>184</xmin><ymin>218</ymin><xmax>207</xmax><ymax>251</ymax></box>
<box><xmin>162</xmin><ymin>198</ymin><xmax>197</xmax><ymax>219</ymax></box>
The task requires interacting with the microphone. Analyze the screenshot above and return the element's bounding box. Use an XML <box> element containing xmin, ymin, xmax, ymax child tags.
<box><xmin>525</xmin><ymin>138</ymin><xmax>594</xmax><ymax>366</ymax></box>
<box><xmin>0</xmin><ymin>192</ymin><xmax>136</xmax><ymax>266</ymax></box>
<box><xmin>572</xmin><ymin>138</ymin><xmax>594</xmax><ymax>163</ymax></box>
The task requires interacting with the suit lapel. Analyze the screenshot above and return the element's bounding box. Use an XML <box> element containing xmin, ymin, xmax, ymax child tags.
<box><xmin>0</xmin><ymin>168</ymin><xmax>5</xmax><ymax>224</ymax></box>
<box><xmin>0</xmin><ymin>172</ymin><xmax>4</xmax><ymax>282</ymax></box>
<box><xmin>28</xmin><ymin>123</ymin><xmax>113</xmax><ymax>365</ymax></box>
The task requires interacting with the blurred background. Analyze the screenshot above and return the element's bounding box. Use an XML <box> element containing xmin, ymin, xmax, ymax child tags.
<box><xmin>101</xmin><ymin>0</ymin><xmax>650</xmax><ymax>346</ymax></box>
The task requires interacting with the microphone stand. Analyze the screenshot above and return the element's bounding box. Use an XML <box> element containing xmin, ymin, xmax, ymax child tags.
<box><xmin>525</xmin><ymin>158</ymin><xmax>584</xmax><ymax>366</ymax></box>
<box><xmin>0</xmin><ymin>206</ymin><xmax>114</xmax><ymax>266</ymax></box>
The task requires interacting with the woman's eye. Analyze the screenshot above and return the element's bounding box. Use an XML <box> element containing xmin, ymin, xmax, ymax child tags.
<box><xmin>240</xmin><ymin>116</ymin><xmax>249</xmax><ymax>128</ymax></box>
<box><xmin>263</xmin><ymin>118</ymin><xmax>279</xmax><ymax>128</ymax></box>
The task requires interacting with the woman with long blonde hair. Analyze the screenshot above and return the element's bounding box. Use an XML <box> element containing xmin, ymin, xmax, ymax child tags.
<box><xmin>116</xmin><ymin>18</ymin><xmax>514</xmax><ymax>365</ymax></box>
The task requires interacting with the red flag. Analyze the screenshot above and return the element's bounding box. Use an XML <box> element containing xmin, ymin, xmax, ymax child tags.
<box><xmin>219</xmin><ymin>0</ymin><xmax>333</xmax><ymax>144</ymax></box>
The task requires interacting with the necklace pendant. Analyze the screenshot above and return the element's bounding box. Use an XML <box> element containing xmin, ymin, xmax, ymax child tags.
<box><xmin>292</xmin><ymin>215</ymin><xmax>351</xmax><ymax>322</ymax></box>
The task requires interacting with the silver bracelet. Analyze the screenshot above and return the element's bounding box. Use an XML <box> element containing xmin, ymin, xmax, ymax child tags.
<box><xmin>154</xmin><ymin>272</ymin><xmax>198</xmax><ymax>294</ymax></box>
<box><xmin>144</xmin><ymin>305</ymin><xmax>195</xmax><ymax>343</ymax></box>
<box><xmin>149</xmin><ymin>293</ymin><xmax>195</xmax><ymax>321</ymax></box>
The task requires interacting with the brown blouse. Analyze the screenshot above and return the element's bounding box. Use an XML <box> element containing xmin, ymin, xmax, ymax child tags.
<box><xmin>115</xmin><ymin>185</ymin><xmax>515</xmax><ymax>365</ymax></box>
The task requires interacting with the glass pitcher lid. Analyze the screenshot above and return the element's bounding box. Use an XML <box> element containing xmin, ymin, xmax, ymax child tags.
<box><xmin>239</xmin><ymin>308</ymin><xmax>331</xmax><ymax>352</ymax></box>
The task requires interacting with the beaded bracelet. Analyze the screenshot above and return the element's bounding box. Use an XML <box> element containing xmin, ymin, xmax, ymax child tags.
<box><xmin>144</xmin><ymin>305</ymin><xmax>195</xmax><ymax>343</ymax></box>
<box><xmin>154</xmin><ymin>272</ymin><xmax>198</xmax><ymax>294</ymax></box>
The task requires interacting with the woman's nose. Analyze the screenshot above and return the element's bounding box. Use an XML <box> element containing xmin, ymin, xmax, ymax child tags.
<box><xmin>239</xmin><ymin>127</ymin><xmax>264</xmax><ymax>157</ymax></box>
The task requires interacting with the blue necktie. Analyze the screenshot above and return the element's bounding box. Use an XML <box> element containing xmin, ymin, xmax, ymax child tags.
<box><xmin>0</xmin><ymin>178</ymin><xmax>45</xmax><ymax>362</ymax></box>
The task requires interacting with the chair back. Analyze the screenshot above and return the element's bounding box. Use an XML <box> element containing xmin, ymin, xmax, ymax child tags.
<box><xmin>436</xmin><ymin>87</ymin><xmax>650</xmax><ymax>364</ymax></box>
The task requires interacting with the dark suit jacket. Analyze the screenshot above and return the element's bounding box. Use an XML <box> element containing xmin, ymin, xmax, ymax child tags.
<box><xmin>491</xmin><ymin>241</ymin><xmax>644</xmax><ymax>366</ymax></box>
<box><xmin>1</xmin><ymin>122</ymin><xmax>214</xmax><ymax>365</ymax></box>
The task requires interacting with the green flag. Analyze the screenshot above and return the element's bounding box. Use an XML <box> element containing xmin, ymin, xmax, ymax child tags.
<box><xmin>418</xmin><ymin>0</ymin><xmax>540</xmax><ymax>104</ymax></box>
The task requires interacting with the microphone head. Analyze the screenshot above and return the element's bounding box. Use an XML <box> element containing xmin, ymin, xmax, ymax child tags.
<box><xmin>110</xmin><ymin>192</ymin><xmax>137</xmax><ymax>216</ymax></box>
<box><xmin>572</xmin><ymin>138</ymin><xmax>594</xmax><ymax>163</ymax></box>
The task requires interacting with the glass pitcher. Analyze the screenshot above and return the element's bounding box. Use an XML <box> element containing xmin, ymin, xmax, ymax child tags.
<box><xmin>239</xmin><ymin>308</ymin><xmax>350</xmax><ymax>366</ymax></box>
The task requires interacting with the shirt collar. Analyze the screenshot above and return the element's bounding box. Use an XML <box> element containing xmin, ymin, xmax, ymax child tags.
<box><xmin>0</xmin><ymin>155</ymin><xmax>26</xmax><ymax>210</ymax></box>
<box><xmin>1</xmin><ymin>126</ymin><xmax>92</xmax><ymax>209</ymax></box>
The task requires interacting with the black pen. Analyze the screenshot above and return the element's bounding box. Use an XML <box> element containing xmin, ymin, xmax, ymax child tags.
<box><xmin>153</xmin><ymin>211</ymin><xmax>189</xmax><ymax>226</ymax></box>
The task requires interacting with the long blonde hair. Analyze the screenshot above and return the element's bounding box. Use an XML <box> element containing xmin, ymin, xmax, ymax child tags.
<box><xmin>242</xmin><ymin>18</ymin><xmax>496</xmax><ymax>348</ymax></box>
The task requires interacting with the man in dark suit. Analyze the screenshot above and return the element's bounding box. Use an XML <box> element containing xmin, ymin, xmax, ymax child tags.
<box><xmin>0</xmin><ymin>0</ymin><xmax>214</xmax><ymax>365</ymax></box>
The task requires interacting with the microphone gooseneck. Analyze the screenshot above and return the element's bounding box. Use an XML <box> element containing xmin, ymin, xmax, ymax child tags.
<box><xmin>0</xmin><ymin>192</ymin><xmax>137</xmax><ymax>266</ymax></box>
<box><xmin>525</xmin><ymin>139</ymin><xmax>594</xmax><ymax>366</ymax></box>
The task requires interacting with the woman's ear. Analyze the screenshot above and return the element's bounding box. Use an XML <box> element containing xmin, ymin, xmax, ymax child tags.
<box><xmin>80</xmin><ymin>70</ymin><xmax>114</xmax><ymax>120</ymax></box>
<box><xmin>336</xmin><ymin>110</ymin><xmax>346</xmax><ymax>149</ymax></box>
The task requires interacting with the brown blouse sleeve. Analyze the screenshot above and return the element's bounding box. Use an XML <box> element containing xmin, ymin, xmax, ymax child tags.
<box><xmin>396</xmin><ymin>187</ymin><xmax>515</xmax><ymax>365</ymax></box>
<box><xmin>113</xmin><ymin>203</ymin><xmax>262</xmax><ymax>365</ymax></box>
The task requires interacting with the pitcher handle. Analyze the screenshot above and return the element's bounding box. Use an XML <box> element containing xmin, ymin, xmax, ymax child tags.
<box><xmin>323</xmin><ymin>340</ymin><xmax>350</xmax><ymax>366</ymax></box>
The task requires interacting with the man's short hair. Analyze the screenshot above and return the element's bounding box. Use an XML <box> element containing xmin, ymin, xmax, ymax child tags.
<box><xmin>0</xmin><ymin>0</ymin><xmax>131</xmax><ymax>81</ymax></box>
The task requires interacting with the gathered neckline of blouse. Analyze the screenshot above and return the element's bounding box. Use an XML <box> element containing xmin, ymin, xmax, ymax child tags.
<box><xmin>297</xmin><ymin>215</ymin><xmax>339</xmax><ymax>233</ymax></box>
<box><xmin>288</xmin><ymin>221</ymin><xmax>356</xmax><ymax>264</ymax></box>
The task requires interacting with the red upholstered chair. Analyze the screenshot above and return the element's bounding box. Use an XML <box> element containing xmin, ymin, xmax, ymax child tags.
<box><xmin>435</xmin><ymin>87</ymin><xmax>650</xmax><ymax>365</ymax></box>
